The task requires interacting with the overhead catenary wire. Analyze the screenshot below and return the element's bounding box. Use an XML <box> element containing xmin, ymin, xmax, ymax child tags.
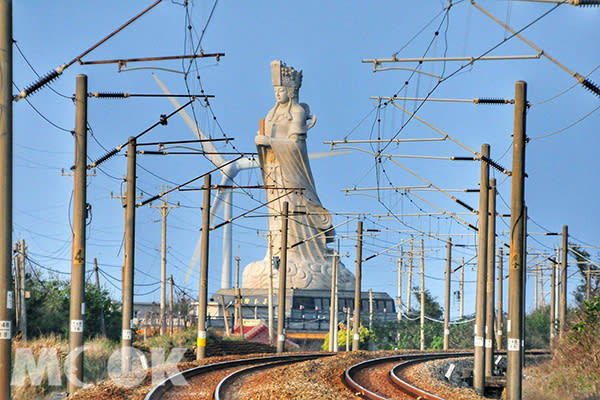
<box><xmin>88</xmin><ymin>97</ymin><xmax>196</xmax><ymax>168</ymax></box>
<box><xmin>471</xmin><ymin>0</ymin><xmax>600</xmax><ymax>97</ymax></box>
<box><xmin>14</xmin><ymin>0</ymin><xmax>164</xmax><ymax>101</ymax></box>
<box><xmin>528</xmin><ymin>104</ymin><xmax>600</xmax><ymax>141</ymax></box>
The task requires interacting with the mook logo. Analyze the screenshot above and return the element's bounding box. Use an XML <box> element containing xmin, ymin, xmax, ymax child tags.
<box><xmin>11</xmin><ymin>347</ymin><xmax>188</xmax><ymax>388</ymax></box>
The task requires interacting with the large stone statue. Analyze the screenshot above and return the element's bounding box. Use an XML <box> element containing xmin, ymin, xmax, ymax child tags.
<box><xmin>242</xmin><ymin>60</ymin><xmax>355</xmax><ymax>291</ymax></box>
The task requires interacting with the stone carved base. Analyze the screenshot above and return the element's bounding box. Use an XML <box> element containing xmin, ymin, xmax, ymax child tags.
<box><xmin>242</xmin><ymin>255</ymin><xmax>355</xmax><ymax>291</ymax></box>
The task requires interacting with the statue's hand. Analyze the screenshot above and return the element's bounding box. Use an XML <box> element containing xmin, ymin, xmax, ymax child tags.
<box><xmin>306</xmin><ymin>114</ymin><xmax>317</xmax><ymax>130</ymax></box>
<box><xmin>255</xmin><ymin>135</ymin><xmax>271</xmax><ymax>146</ymax></box>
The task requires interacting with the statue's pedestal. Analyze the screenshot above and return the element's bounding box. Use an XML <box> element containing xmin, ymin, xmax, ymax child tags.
<box><xmin>210</xmin><ymin>288</ymin><xmax>397</xmax><ymax>332</ymax></box>
<box><xmin>241</xmin><ymin>255</ymin><xmax>356</xmax><ymax>291</ymax></box>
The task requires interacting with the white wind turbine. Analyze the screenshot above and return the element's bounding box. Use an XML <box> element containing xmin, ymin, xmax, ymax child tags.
<box><xmin>153</xmin><ymin>74</ymin><xmax>348</xmax><ymax>288</ymax></box>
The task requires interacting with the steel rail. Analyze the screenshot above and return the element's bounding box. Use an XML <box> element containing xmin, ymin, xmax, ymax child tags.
<box><xmin>344</xmin><ymin>350</ymin><xmax>549</xmax><ymax>399</ymax></box>
<box><xmin>344</xmin><ymin>352</ymin><xmax>470</xmax><ymax>400</ymax></box>
<box><xmin>144</xmin><ymin>353</ymin><xmax>330</xmax><ymax>400</ymax></box>
<box><xmin>212</xmin><ymin>353</ymin><xmax>331</xmax><ymax>399</ymax></box>
<box><xmin>388</xmin><ymin>353</ymin><xmax>470</xmax><ymax>399</ymax></box>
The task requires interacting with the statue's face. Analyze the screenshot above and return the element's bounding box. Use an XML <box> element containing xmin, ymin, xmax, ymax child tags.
<box><xmin>274</xmin><ymin>86</ymin><xmax>289</xmax><ymax>104</ymax></box>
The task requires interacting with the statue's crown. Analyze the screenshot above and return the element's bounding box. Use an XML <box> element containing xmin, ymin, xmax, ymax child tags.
<box><xmin>271</xmin><ymin>60</ymin><xmax>302</xmax><ymax>93</ymax></box>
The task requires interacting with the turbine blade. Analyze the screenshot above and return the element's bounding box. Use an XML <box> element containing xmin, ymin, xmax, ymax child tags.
<box><xmin>308</xmin><ymin>151</ymin><xmax>350</xmax><ymax>160</ymax></box>
<box><xmin>210</xmin><ymin>174</ymin><xmax>232</xmax><ymax>225</ymax></box>
<box><xmin>236</xmin><ymin>157</ymin><xmax>260</xmax><ymax>170</ymax></box>
<box><xmin>152</xmin><ymin>73</ymin><xmax>226</xmax><ymax>166</ymax></box>
<box><xmin>184</xmin><ymin>236</ymin><xmax>202</xmax><ymax>284</ymax></box>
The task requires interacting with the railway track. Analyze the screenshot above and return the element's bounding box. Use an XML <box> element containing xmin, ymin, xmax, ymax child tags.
<box><xmin>144</xmin><ymin>353</ymin><xmax>332</xmax><ymax>400</ymax></box>
<box><xmin>344</xmin><ymin>351</ymin><xmax>471</xmax><ymax>400</ymax></box>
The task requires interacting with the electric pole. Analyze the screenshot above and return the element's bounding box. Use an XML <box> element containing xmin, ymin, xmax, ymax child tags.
<box><xmin>196</xmin><ymin>174</ymin><xmax>211</xmax><ymax>360</ymax></box>
<box><xmin>352</xmin><ymin>220</ymin><xmax>363</xmax><ymax>351</ymax></box>
<box><xmin>68</xmin><ymin>74</ymin><xmax>87</xmax><ymax>394</ymax></box>
<box><xmin>93</xmin><ymin>259</ymin><xmax>106</xmax><ymax>337</ymax></box>
<box><xmin>540</xmin><ymin>266</ymin><xmax>545</xmax><ymax>308</ymax></box>
<box><xmin>267</xmin><ymin>232</ymin><xmax>274</xmax><ymax>345</ymax></box>
<box><xmin>345</xmin><ymin>307</ymin><xmax>351</xmax><ymax>351</ymax></box>
<box><xmin>506</xmin><ymin>81</ymin><xmax>527</xmax><ymax>400</ymax></box>
<box><xmin>368</xmin><ymin>288</ymin><xmax>373</xmax><ymax>331</ymax></box>
<box><xmin>485</xmin><ymin>178</ymin><xmax>497</xmax><ymax>377</ymax></box>
<box><xmin>149</xmin><ymin>189</ymin><xmax>179</xmax><ymax>336</ymax></box>
<box><xmin>122</xmin><ymin>137</ymin><xmax>137</xmax><ymax>372</ymax></box>
<box><xmin>329</xmin><ymin>251</ymin><xmax>338</xmax><ymax>352</ymax></box>
<box><xmin>460</xmin><ymin>257</ymin><xmax>464</xmax><ymax>320</ymax></box>
<box><xmin>234</xmin><ymin>256</ymin><xmax>243</xmax><ymax>337</ymax></box>
<box><xmin>534</xmin><ymin>264</ymin><xmax>539</xmax><ymax>310</ymax></box>
<box><xmin>560</xmin><ymin>225</ymin><xmax>568</xmax><ymax>338</ymax></box>
<box><xmin>0</xmin><ymin>1</ymin><xmax>13</xmax><ymax>397</ymax></box>
<box><xmin>407</xmin><ymin>237</ymin><xmax>414</xmax><ymax>312</ymax></box>
<box><xmin>443</xmin><ymin>238</ymin><xmax>451</xmax><ymax>351</ymax></box>
<box><xmin>276</xmin><ymin>201</ymin><xmax>289</xmax><ymax>353</ymax></box>
<box><xmin>474</xmin><ymin>143</ymin><xmax>490</xmax><ymax>395</ymax></box>
<box><xmin>497</xmin><ymin>247</ymin><xmax>503</xmax><ymax>351</ymax></box>
<box><xmin>521</xmin><ymin>207</ymin><xmax>528</xmax><ymax>370</ymax></box>
<box><xmin>420</xmin><ymin>238</ymin><xmax>425</xmax><ymax>351</ymax></box>
<box><xmin>15</xmin><ymin>240</ymin><xmax>26</xmax><ymax>340</ymax></box>
<box><xmin>397</xmin><ymin>256</ymin><xmax>402</xmax><ymax>321</ymax></box>
<box><xmin>169</xmin><ymin>274</ymin><xmax>173</xmax><ymax>334</ymax></box>
<box><xmin>12</xmin><ymin>243</ymin><xmax>19</xmax><ymax>339</ymax></box>
<box><xmin>333</xmin><ymin>243</ymin><xmax>339</xmax><ymax>352</ymax></box>
<box><xmin>550</xmin><ymin>258</ymin><xmax>556</xmax><ymax>346</ymax></box>
<box><xmin>586</xmin><ymin>266</ymin><xmax>591</xmax><ymax>302</ymax></box>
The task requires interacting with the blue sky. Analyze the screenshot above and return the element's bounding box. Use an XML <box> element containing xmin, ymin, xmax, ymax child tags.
<box><xmin>11</xmin><ymin>1</ymin><xmax>599</xmax><ymax>320</ymax></box>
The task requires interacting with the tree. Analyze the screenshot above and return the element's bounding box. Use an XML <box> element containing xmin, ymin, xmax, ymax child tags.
<box><xmin>321</xmin><ymin>323</ymin><xmax>371</xmax><ymax>351</ymax></box>
<box><xmin>570</xmin><ymin>245</ymin><xmax>599</xmax><ymax>307</ymax></box>
<box><xmin>25</xmin><ymin>275</ymin><xmax>122</xmax><ymax>340</ymax></box>
<box><xmin>368</xmin><ymin>288</ymin><xmax>444</xmax><ymax>350</ymax></box>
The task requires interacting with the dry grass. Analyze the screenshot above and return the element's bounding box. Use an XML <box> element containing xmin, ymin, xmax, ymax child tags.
<box><xmin>11</xmin><ymin>335</ymin><xmax>118</xmax><ymax>400</ymax></box>
<box><xmin>523</xmin><ymin>301</ymin><xmax>600</xmax><ymax>400</ymax></box>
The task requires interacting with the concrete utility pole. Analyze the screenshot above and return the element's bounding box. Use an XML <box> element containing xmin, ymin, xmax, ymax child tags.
<box><xmin>93</xmin><ymin>259</ymin><xmax>106</xmax><ymax>337</ymax></box>
<box><xmin>333</xmin><ymin>243</ymin><xmax>339</xmax><ymax>352</ymax></box>
<box><xmin>276</xmin><ymin>201</ymin><xmax>289</xmax><ymax>353</ymax></box>
<box><xmin>534</xmin><ymin>264</ymin><xmax>539</xmax><ymax>310</ymax></box>
<box><xmin>521</xmin><ymin>207</ymin><xmax>528</xmax><ymax>370</ymax></box>
<box><xmin>460</xmin><ymin>257</ymin><xmax>465</xmax><ymax>320</ymax></box>
<box><xmin>474</xmin><ymin>143</ymin><xmax>490</xmax><ymax>395</ymax></box>
<box><xmin>68</xmin><ymin>74</ymin><xmax>87</xmax><ymax>395</ymax></box>
<box><xmin>506</xmin><ymin>81</ymin><xmax>527</xmax><ymax>400</ymax></box>
<box><xmin>485</xmin><ymin>178</ymin><xmax>497</xmax><ymax>377</ymax></box>
<box><xmin>234</xmin><ymin>256</ymin><xmax>243</xmax><ymax>337</ymax></box>
<box><xmin>555</xmin><ymin>247</ymin><xmax>561</xmax><ymax>328</ymax></box>
<box><xmin>346</xmin><ymin>306</ymin><xmax>351</xmax><ymax>351</ymax></box>
<box><xmin>550</xmin><ymin>259</ymin><xmax>556</xmax><ymax>346</ymax></box>
<box><xmin>497</xmin><ymin>247</ymin><xmax>503</xmax><ymax>351</ymax></box>
<box><xmin>219</xmin><ymin>296</ymin><xmax>230</xmax><ymax>337</ymax></box>
<box><xmin>168</xmin><ymin>274</ymin><xmax>174</xmax><ymax>334</ymax></box>
<box><xmin>559</xmin><ymin>225</ymin><xmax>568</xmax><ymax>338</ymax></box>
<box><xmin>196</xmin><ymin>174</ymin><xmax>211</xmax><ymax>360</ymax></box>
<box><xmin>333</xmin><ymin>279</ymin><xmax>339</xmax><ymax>352</ymax></box>
<box><xmin>397</xmin><ymin>256</ymin><xmax>403</xmax><ymax>321</ymax></box>
<box><xmin>328</xmin><ymin>251</ymin><xmax>338</xmax><ymax>351</ymax></box>
<box><xmin>122</xmin><ymin>137</ymin><xmax>137</xmax><ymax>371</ymax></box>
<box><xmin>420</xmin><ymin>239</ymin><xmax>425</xmax><ymax>351</ymax></box>
<box><xmin>0</xmin><ymin>1</ymin><xmax>12</xmax><ymax>397</ymax></box>
<box><xmin>586</xmin><ymin>266</ymin><xmax>591</xmax><ymax>302</ymax></box>
<box><xmin>15</xmin><ymin>240</ymin><xmax>26</xmax><ymax>340</ymax></box>
<box><xmin>352</xmin><ymin>220</ymin><xmax>363</xmax><ymax>351</ymax></box>
<box><xmin>540</xmin><ymin>266</ymin><xmax>545</xmax><ymax>308</ymax></box>
<box><xmin>368</xmin><ymin>288</ymin><xmax>373</xmax><ymax>331</ymax></box>
<box><xmin>149</xmin><ymin>187</ymin><xmax>179</xmax><ymax>336</ymax></box>
<box><xmin>267</xmin><ymin>232</ymin><xmax>274</xmax><ymax>345</ymax></box>
<box><xmin>443</xmin><ymin>238</ymin><xmax>452</xmax><ymax>351</ymax></box>
<box><xmin>12</xmin><ymin>243</ymin><xmax>19</xmax><ymax>338</ymax></box>
<box><xmin>407</xmin><ymin>238</ymin><xmax>414</xmax><ymax>312</ymax></box>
